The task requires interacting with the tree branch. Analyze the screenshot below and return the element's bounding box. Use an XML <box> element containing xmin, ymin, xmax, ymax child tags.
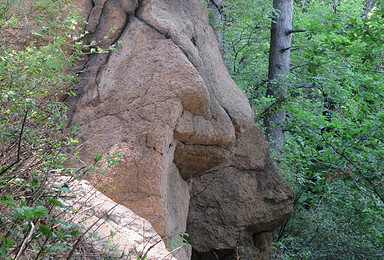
<box><xmin>15</xmin><ymin>222</ymin><xmax>34</xmax><ymax>260</ymax></box>
<box><xmin>66</xmin><ymin>194</ymin><xmax>132</xmax><ymax>259</ymax></box>
<box><xmin>320</xmin><ymin>132</ymin><xmax>384</xmax><ymax>206</ymax></box>
<box><xmin>285</xmin><ymin>29</ymin><xmax>306</xmax><ymax>35</ymax></box>
<box><xmin>0</xmin><ymin>109</ymin><xmax>28</xmax><ymax>176</ymax></box>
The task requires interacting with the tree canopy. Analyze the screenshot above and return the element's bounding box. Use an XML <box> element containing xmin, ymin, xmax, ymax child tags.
<box><xmin>216</xmin><ymin>0</ymin><xmax>384</xmax><ymax>258</ymax></box>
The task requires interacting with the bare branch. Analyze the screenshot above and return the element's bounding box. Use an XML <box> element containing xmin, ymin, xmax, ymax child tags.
<box><xmin>15</xmin><ymin>222</ymin><xmax>35</xmax><ymax>260</ymax></box>
<box><xmin>320</xmin><ymin>132</ymin><xmax>384</xmax><ymax>206</ymax></box>
<box><xmin>285</xmin><ymin>29</ymin><xmax>306</xmax><ymax>35</ymax></box>
<box><xmin>0</xmin><ymin>109</ymin><xmax>28</xmax><ymax>176</ymax></box>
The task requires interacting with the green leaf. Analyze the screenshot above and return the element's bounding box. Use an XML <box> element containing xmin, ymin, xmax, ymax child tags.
<box><xmin>45</xmin><ymin>197</ymin><xmax>63</xmax><ymax>207</ymax></box>
<box><xmin>39</xmin><ymin>225</ymin><xmax>51</xmax><ymax>237</ymax></box>
<box><xmin>0</xmin><ymin>246</ymin><xmax>7</xmax><ymax>255</ymax></box>
<box><xmin>32</xmin><ymin>206</ymin><xmax>47</xmax><ymax>217</ymax></box>
<box><xmin>93</xmin><ymin>153</ymin><xmax>103</xmax><ymax>163</ymax></box>
<box><xmin>1</xmin><ymin>237</ymin><xmax>14</xmax><ymax>248</ymax></box>
<box><xmin>22</xmin><ymin>207</ymin><xmax>34</xmax><ymax>218</ymax></box>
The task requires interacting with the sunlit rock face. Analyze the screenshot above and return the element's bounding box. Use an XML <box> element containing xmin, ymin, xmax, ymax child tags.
<box><xmin>60</xmin><ymin>179</ymin><xmax>183</xmax><ymax>259</ymax></box>
<box><xmin>70</xmin><ymin>0</ymin><xmax>294</xmax><ymax>259</ymax></box>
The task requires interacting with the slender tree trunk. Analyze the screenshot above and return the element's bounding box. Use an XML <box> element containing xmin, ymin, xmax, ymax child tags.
<box><xmin>208</xmin><ymin>0</ymin><xmax>224</xmax><ymax>51</ymax></box>
<box><xmin>363</xmin><ymin>0</ymin><xmax>377</xmax><ymax>18</ymax></box>
<box><xmin>263</xmin><ymin>0</ymin><xmax>293</xmax><ymax>152</ymax></box>
<box><xmin>332</xmin><ymin>0</ymin><xmax>342</xmax><ymax>13</ymax></box>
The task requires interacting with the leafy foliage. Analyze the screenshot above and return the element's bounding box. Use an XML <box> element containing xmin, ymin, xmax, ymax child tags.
<box><xmin>221</xmin><ymin>0</ymin><xmax>273</xmax><ymax>101</ymax></box>
<box><xmin>0</xmin><ymin>0</ymin><xmax>87</xmax><ymax>258</ymax></box>
<box><xmin>220</xmin><ymin>0</ymin><xmax>384</xmax><ymax>258</ymax></box>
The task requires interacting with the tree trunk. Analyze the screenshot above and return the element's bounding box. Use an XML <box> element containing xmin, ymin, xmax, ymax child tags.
<box><xmin>263</xmin><ymin>0</ymin><xmax>293</xmax><ymax>152</ymax></box>
<box><xmin>208</xmin><ymin>0</ymin><xmax>224</xmax><ymax>51</ymax></box>
<box><xmin>363</xmin><ymin>0</ymin><xmax>377</xmax><ymax>18</ymax></box>
<box><xmin>332</xmin><ymin>0</ymin><xmax>342</xmax><ymax>13</ymax></box>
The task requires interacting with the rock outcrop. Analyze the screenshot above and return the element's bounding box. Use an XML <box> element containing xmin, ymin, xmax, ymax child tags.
<box><xmin>60</xmin><ymin>178</ymin><xmax>186</xmax><ymax>259</ymax></box>
<box><xmin>70</xmin><ymin>0</ymin><xmax>294</xmax><ymax>259</ymax></box>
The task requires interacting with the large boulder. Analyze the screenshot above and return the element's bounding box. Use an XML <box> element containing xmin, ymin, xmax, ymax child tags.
<box><xmin>70</xmin><ymin>0</ymin><xmax>294</xmax><ymax>259</ymax></box>
<box><xmin>188</xmin><ymin>126</ymin><xmax>293</xmax><ymax>259</ymax></box>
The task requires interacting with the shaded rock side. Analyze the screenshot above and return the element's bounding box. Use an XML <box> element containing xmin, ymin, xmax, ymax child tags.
<box><xmin>188</xmin><ymin>125</ymin><xmax>293</xmax><ymax>260</ymax></box>
<box><xmin>70</xmin><ymin>0</ymin><xmax>294</xmax><ymax>259</ymax></box>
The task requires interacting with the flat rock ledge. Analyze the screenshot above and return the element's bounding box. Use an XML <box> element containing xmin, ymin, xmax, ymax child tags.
<box><xmin>60</xmin><ymin>179</ymin><xmax>191</xmax><ymax>260</ymax></box>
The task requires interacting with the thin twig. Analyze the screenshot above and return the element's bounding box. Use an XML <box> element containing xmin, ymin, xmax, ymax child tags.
<box><xmin>66</xmin><ymin>194</ymin><xmax>132</xmax><ymax>259</ymax></box>
<box><xmin>15</xmin><ymin>221</ymin><xmax>35</xmax><ymax>260</ymax></box>
<box><xmin>254</xmin><ymin>96</ymin><xmax>285</xmax><ymax>122</ymax></box>
<box><xmin>320</xmin><ymin>132</ymin><xmax>384</xmax><ymax>205</ymax></box>
<box><xmin>285</xmin><ymin>29</ymin><xmax>306</xmax><ymax>35</ymax></box>
<box><xmin>0</xmin><ymin>109</ymin><xmax>28</xmax><ymax>176</ymax></box>
<box><xmin>161</xmin><ymin>245</ymin><xmax>183</xmax><ymax>260</ymax></box>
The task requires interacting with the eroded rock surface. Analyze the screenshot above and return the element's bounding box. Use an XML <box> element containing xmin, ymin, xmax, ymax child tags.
<box><xmin>70</xmin><ymin>0</ymin><xmax>294</xmax><ymax>259</ymax></box>
<box><xmin>60</xmin><ymin>179</ymin><xmax>187</xmax><ymax>259</ymax></box>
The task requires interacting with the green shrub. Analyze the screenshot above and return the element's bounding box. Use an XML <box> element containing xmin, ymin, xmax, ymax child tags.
<box><xmin>0</xmin><ymin>0</ymin><xmax>87</xmax><ymax>258</ymax></box>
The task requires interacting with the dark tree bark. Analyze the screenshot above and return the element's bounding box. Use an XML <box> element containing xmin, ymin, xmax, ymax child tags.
<box><xmin>263</xmin><ymin>0</ymin><xmax>293</xmax><ymax>152</ymax></box>
<box><xmin>208</xmin><ymin>0</ymin><xmax>224</xmax><ymax>50</ymax></box>
<box><xmin>332</xmin><ymin>0</ymin><xmax>342</xmax><ymax>13</ymax></box>
<box><xmin>363</xmin><ymin>0</ymin><xmax>377</xmax><ymax>18</ymax></box>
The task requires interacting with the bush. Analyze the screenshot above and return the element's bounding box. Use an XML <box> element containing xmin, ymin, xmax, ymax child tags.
<box><xmin>0</xmin><ymin>0</ymin><xmax>87</xmax><ymax>258</ymax></box>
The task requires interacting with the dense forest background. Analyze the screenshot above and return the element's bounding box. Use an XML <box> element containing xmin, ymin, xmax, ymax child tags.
<box><xmin>213</xmin><ymin>0</ymin><xmax>384</xmax><ymax>258</ymax></box>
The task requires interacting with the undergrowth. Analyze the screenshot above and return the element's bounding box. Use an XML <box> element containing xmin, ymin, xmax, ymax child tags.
<box><xmin>0</xmin><ymin>0</ymin><xmax>101</xmax><ymax>258</ymax></box>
